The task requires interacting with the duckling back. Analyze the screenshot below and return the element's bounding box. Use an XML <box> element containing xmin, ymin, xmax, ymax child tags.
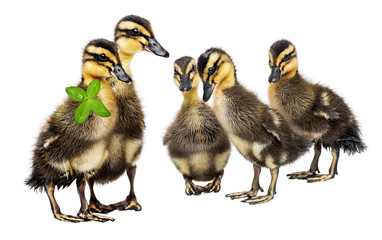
<box><xmin>215</xmin><ymin>82</ymin><xmax>311</xmax><ymax>168</ymax></box>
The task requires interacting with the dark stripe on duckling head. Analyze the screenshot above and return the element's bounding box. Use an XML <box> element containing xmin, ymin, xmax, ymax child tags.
<box><xmin>85</xmin><ymin>39</ymin><xmax>119</xmax><ymax>57</ymax></box>
<box><xmin>175</xmin><ymin>56</ymin><xmax>194</xmax><ymax>73</ymax></box>
<box><xmin>270</xmin><ymin>39</ymin><xmax>292</xmax><ymax>57</ymax></box>
<box><xmin>115</xmin><ymin>15</ymin><xmax>153</xmax><ymax>40</ymax></box>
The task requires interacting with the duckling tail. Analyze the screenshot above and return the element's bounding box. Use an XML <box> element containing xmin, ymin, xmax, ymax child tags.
<box><xmin>326</xmin><ymin>127</ymin><xmax>367</xmax><ymax>155</ymax></box>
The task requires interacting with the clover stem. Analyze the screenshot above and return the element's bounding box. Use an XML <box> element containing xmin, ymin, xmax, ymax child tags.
<box><xmin>100</xmin><ymin>77</ymin><xmax>116</xmax><ymax>91</ymax></box>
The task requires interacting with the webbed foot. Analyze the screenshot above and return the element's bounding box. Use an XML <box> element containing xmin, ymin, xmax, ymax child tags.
<box><xmin>306</xmin><ymin>173</ymin><xmax>335</xmax><ymax>183</ymax></box>
<box><xmin>109</xmin><ymin>195</ymin><xmax>142</xmax><ymax>211</ymax></box>
<box><xmin>287</xmin><ymin>170</ymin><xmax>318</xmax><ymax>180</ymax></box>
<box><xmin>53</xmin><ymin>212</ymin><xmax>87</xmax><ymax>223</ymax></box>
<box><xmin>204</xmin><ymin>180</ymin><xmax>221</xmax><ymax>193</ymax></box>
<box><xmin>226</xmin><ymin>187</ymin><xmax>264</xmax><ymax>200</ymax></box>
<box><xmin>88</xmin><ymin>199</ymin><xmax>114</xmax><ymax>214</ymax></box>
<box><xmin>185</xmin><ymin>182</ymin><xmax>206</xmax><ymax>196</ymax></box>
<box><xmin>77</xmin><ymin>210</ymin><xmax>114</xmax><ymax>222</ymax></box>
<box><xmin>241</xmin><ymin>194</ymin><xmax>274</xmax><ymax>205</ymax></box>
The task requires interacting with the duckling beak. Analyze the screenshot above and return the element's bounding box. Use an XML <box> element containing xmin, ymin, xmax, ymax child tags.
<box><xmin>112</xmin><ymin>64</ymin><xmax>132</xmax><ymax>84</ymax></box>
<box><xmin>144</xmin><ymin>37</ymin><xmax>170</xmax><ymax>58</ymax></box>
<box><xmin>202</xmin><ymin>81</ymin><xmax>216</xmax><ymax>102</ymax></box>
<box><xmin>179</xmin><ymin>74</ymin><xmax>192</xmax><ymax>92</ymax></box>
<box><xmin>268</xmin><ymin>66</ymin><xmax>281</xmax><ymax>84</ymax></box>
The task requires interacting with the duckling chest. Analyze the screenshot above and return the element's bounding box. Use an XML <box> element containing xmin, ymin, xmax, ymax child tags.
<box><xmin>70</xmin><ymin>140</ymin><xmax>108</xmax><ymax>173</ymax></box>
<box><xmin>113</xmin><ymin>85</ymin><xmax>145</xmax><ymax>139</ymax></box>
<box><xmin>89</xmin><ymin>89</ymin><xmax>118</xmax><ymax>139</ymax></box>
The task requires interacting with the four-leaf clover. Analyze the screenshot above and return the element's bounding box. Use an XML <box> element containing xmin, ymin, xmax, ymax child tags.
<box><xmin>66</xmin><ymin>80</ymin><xmax>111</xmax><ymax>124</ymax></box>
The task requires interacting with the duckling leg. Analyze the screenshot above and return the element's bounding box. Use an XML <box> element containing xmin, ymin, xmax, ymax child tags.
<box><xmin>287</xmin><ymin>142</ymin><xmax>321</xmax><ymax>179</ymax></box>
<box><xmin>76</xmin><ymin>177</ymin><xmax>114</xmax><ymax>222</ymax></box>
<box><xmin>204</xmin><ymin>171</ymin><xmax>224</xmax><ymax>193</ymax></box>
<box><xmin>183</xmin><ymin>175</ymin><xmax>207</xmax><ymax>195</ymax></box>
<box><xmin>306</xmin><ymin>146</ymin><xmax>340</xmax><ymax>183</ymax></box>
<box><xmin>226</xmin><ymin>164</ymin><xmax>264</xmax><ymax>199</ymax></box>
<box><xmin>109</xmin><ymin>165</ymin><xmax>142</xmax><ymax>211</ymax></box>
<box><xmin>45</xmin><ymin>182</ymin><xmax>86</xmax><ymax>223</ymax></box>
<box><xmin>87</xmin><ymin>178</ymin><xmax>114</xmax><ymax>214</ymax></box>
<box><xmin>242</xmin><ymin>167</ymin><xmax>279</xmax><ymax>205</ymax></box>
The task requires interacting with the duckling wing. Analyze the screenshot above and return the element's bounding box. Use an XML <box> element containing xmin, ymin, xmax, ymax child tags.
<box><xmin>312</xmin><ymin>89</ymin><xmax>340</xmax><ymax>120</ymax></box>
<box><xmin>312</xmin><ymin>104</ymin><xmax>339</xmax><ymax>120</ymax></box>
<box><xmin>261</xmin><ymin>109</ymin><xmax>285</xmax><ymax>144</ymax></box>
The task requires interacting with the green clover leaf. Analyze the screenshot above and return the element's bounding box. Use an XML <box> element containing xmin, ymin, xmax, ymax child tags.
<box><xmin>66</xmin><ymin>87</ymin><xmax>88</xmax><ymax>102</ymax></box>
<box><xmin>89</xmin><ymin>98</ymin><xmax>111</xmax><ymax>117</ymax></box>
<box><xmin>86</xmin><ymin>80</ymin><xmax>101</xmax><ymax>99</ymax></box>
<box><xmin>74</xmin><ymin>101</ymin><xmax>91</xmax><ymax>124</ymax></box>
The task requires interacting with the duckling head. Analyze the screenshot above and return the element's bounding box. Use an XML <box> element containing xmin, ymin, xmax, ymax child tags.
<box><xmin>82</xmin><ymin>39</ymin><xmax>132</xmax><ymax>84</ymax></box>
<box><xmin>197</xmin><ymin>48</ymin><xmax>236</xmax><ymax>102</ymax></box>
<box><xmin>115</xmin><ymin>15</ymin><xmax>169</xmax><ymax>58</ymax></box>
<box><xmin>173</xmin><ymin>56</ymin><xmax>199</xmax><ymax>93</ymax></box>
<box><xmin>268</xmin><ymin>39</ymin><xmax>298</xmax><ymax>83</ymax></box>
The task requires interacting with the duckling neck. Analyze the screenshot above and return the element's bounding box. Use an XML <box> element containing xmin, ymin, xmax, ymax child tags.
<box><xmin>182</xmin><ymin>87</ymin><xmax>201</xmax><ymax>104</ymax></box>
<box><xmin>82</xmin><ymin>74</ymin><xmax>108</xmax><ymax>87</ymax></box>
<box><xmin>216</xmin><ymin>70</ymin><xmax>236</xmax><ymax>92</ymax></box>
<box><xmin>280</xmin><ymin>69</ymin><xmax>298</xmax><ymax>81</ymax></box>
<box><xmin>120</xmin><ymin>53</ymin><xmax>135</xmax><ymax>76</ymax></box>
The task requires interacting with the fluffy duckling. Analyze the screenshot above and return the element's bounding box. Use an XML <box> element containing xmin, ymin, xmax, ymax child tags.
<box><xmin>164</xmin><ymin>56</ymin><xmax>231</xmax><ymax>195</ymax></box>
<box><xmin>198</xmin><ymin>48</ymin><xmax>311</xmax><ymax>204</ymax></box>
<box><xmin>86</xmin><ymin>15</ymin><xmax>169</xmax><ymax>213</ymax></box>
<box><xmin>25</xmin><ymin>39</ymin><xmax>132</xmax><ymax>222</ymax></box>
<box><xmin>268</xmin><ymin>39</ymin><xmax>366</xmax><ymax>183</ymax></box>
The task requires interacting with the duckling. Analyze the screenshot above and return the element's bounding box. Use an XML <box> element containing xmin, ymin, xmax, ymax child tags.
<box><xmin>86</xmin><ymin>15</ymin><xmax>169</xmax><ymax>213</ymax></box>
<box><xmin>163</xmin><ymin>56</ymin><xmax>231</xmax><ymax>195</ymax></box>
<box><xmin>198</xmin><ymin>48</ymin><xmax>311</xmax><ymax>204</ymax></box>
<box><xmin>25</xmin><ymin>39</ymin><xmax>132</xmax><ymax>222</ymax></box>
<box><xmin>268</xmin><ymin>39</ymin><xmax>366</xmax><ymax>183</ymax></box>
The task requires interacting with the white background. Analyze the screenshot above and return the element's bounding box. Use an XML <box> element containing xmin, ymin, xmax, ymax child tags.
<box><xmin>1</xmin><ymin>0</ymin><xmax>381</xmax><ymax>239</ymax></box>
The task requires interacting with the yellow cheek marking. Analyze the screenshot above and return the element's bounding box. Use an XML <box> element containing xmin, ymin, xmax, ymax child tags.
<box><xmin>276</xmin><ymin>44</ymin><xmax>295</xmax><ymax>66</ymax></box>
<box><xmin>282</xmin><ymin>58</ymin><xmax>298</xmax><ymax>75</ymax></box>
<box><xmin>117</xmin><ymin>21</ymin><xmax>151</xmax><ymax>37</ymax></box>
<box><xmin>138</xmin><ymin>36</ymin><xmax>148</xmax><ymax>46</ymax></box>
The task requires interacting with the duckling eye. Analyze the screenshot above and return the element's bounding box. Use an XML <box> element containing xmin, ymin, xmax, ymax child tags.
<box><xmin>97</xmin><ymin>53</ymin><xmax>108</xmax><ymax>62</ymax></box>
<box><xmin>190</xmin><ymin>65</ymin><xmax>196</xmax><ymax>72</ymax></box>
<box><xmin>208</xmin><ymin>66</ymin><xmax>215</xmax><ymax>75</ymax></box>
<box><xmin>282</xmin><ymin>53</ymin><xmax>292</xmax><ymax>63</ymax></box>
<box><xmin>131</xmin><ymin>28</ymin><xmax>140</xmax><ymax>36</ymax></box>
<box><xmin>174</xmin><ymin>68</ymin><xmax>179</xmax><ymax>76</ymax></box>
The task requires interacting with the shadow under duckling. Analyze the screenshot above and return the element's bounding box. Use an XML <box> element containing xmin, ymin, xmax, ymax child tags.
<box><xmin>198</xmin><ymin>48</ymin><xmax>312</xmax><ymax>204</ymax></box>
<box><xmin>25</xmin><ymin>39</ymin><xmax>132</xmax><ymax>222</ymax></box>
<box><xmin>164</xmin><ymin>56</ymin><xmax>231</xmax><ymax>195</ymax></box>
<box><xmin>268</xmin><ymin>39</ymin><xmax>366</xmax><ymax>183</ymax></box>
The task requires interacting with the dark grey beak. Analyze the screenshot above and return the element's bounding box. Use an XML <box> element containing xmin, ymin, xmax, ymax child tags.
<box><xmin>144</xmin><ymin>37</ymin><xmax>170</xmax><ymax>58</ymax></box>
<box><xmin>268</xmin><ymin>66</ymin><xmax>281</xmax><ymax>84</ymax></box>
<box><xmin>202</xmin><ymin>80</ymin><xmax>216</xmax><ymax>102</ymax></box>
<box><xmin>112</xmin><ymin>64</ymin><xmax>132</xmax><ymax>84</ymax></box>
<box><xmin>179</xmin><ymin>74</ymin><xmax>192</xmax><ymax>92</ymax></box>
